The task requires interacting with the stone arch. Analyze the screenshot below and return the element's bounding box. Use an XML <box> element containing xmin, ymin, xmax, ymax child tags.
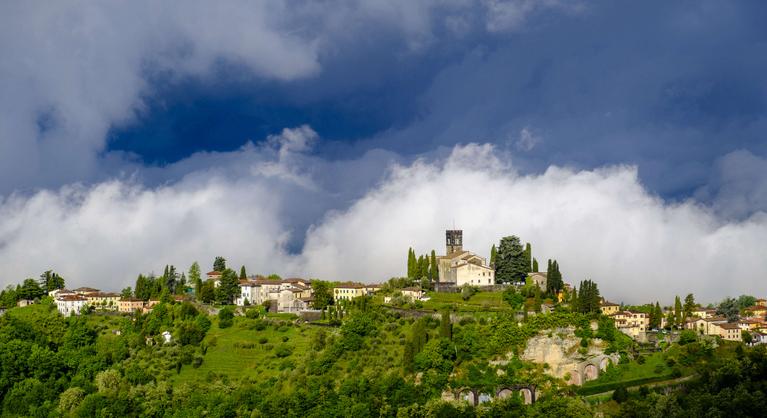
<box><xmin>584</xmin><ymin>364</ymin><xmax>598</xmax><ymax>381</ymax></box>
<box><xmin>569</xmin><ymin>370</ymin><xmax>581</xmax><ymax>385</ymax></box>
<box><xmin>458</xmin><ymin>389</ymin><xmax>476</xmax><ymax>405</ymax></box>
<box><xmin>599</xmin><ymin>357</ymin><xmax>611</xmax><ymax>371</ymax></box>
<box><xmin>497</xmin><ymin>388</ymin><xmax>514</xmax><ymax>399</ymax></box>
<box><xmin>519</xmin><ymin>388</ymin><xmax>533</xmax><ymax>405</ymax></box>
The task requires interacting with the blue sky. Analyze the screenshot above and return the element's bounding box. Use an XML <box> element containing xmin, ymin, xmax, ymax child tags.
<box><xmin>1</xmin><ymin>0</ymin><xmax>767</xmax><ymax>302</ymax></box>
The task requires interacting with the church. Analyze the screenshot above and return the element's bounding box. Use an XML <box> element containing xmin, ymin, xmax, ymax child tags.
<box><xmin>437</xmin><ymin>230</ymin><xmax>495</xmax><ymax>287</ymax></box>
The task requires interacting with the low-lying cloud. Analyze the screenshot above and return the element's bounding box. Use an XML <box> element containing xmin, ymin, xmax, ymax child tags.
<box><xmin>2</xmin><ymin>135</ymin><xmax>765</xmax><ymax>305</ymax></box>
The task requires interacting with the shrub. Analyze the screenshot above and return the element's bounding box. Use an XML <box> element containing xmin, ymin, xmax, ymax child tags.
<box><xmin>612</xmin><ymin>386</ymin><xmax>629</xmax><ymax>403</ymax></box>
<box><xmin>259</xmin><ymin>337</ymin><xmax>268</xmax><ymax>344</ymax></box>
<box><xmin>636</xmin><ymin>355</ymin><xmax>645</xmax><ymax>365</ymax></box>
<box><xmin>275</xmin><ymin>345</ymin><xmax>293</xmax><ymax>358</ymax></box>
<box><xmin>192</xmin><ymin>356</ymin><xmax>203</xmax><ymax>368</ymax></box>
<box><xmin>282</xmin><ymin>336</ymin><xmax>289</xmax><ymax>342</ymax></box>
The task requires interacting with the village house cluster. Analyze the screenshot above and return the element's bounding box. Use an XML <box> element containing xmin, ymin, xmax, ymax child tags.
<box><xmin>49</xmin><ymin>287</ymin><xmax>186</xmax><ymax>316</ymax></box>
<box><xmin>598</xmin><ymin>298</ymin><xmax>767</xmax><ymax>343</ymax></box>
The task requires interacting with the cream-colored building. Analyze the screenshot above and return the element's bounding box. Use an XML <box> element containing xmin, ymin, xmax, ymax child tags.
<box><xmin>600</xmin><ymin>302</ymin><xmax>620</xmax><ymax>315</ymax></box>
<box><xmin>437</xmin><ymin>230</ymin><xmax>495</xmax><ymax>287</ymax></box>
<box><xmin>610</xmin><ymin>311</ymin><xmax>649</xmax><ymax>338</ymax></box>
<box><xmin>86</xmin><ymin>292</ymin><xmax>121</xmax><ymax>311</ymax></box>
<box><xmin>73</xmin><ymin>287</ymin><xmax>100</xmax><ymax>295</ymax></box>
<box><xmin>56</xmin><ymin>294</ymin><xmax>88</xmax><ymax>316</ymax></box>
<box><xmin>712</xmin><ymin>322</ymin><xmax>742</xmax><ymax>341</ymax></box>
<box><xmin>691</xmin><ymin>307</ymin><xmax>717</xmax><ymax>319</ymax></box>
<box><xmin>527</xmin><ymin>272</ymin><xmax>547</xmax><ymax>291</ymax></box>
<box><xmin>401</xmin><ymin>287</ymin><xmax>425</xmax><ymax>300</ymax></box>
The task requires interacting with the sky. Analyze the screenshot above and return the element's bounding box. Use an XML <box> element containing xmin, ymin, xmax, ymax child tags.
<box><xmin>1</xmin><ymin>0</ymin><xmax>767</xmax><ymax>304</ymax></box>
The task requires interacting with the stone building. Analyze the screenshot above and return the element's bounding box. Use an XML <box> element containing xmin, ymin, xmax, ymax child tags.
<box><xmin>437</xmin><ymin>230</ymin><xmax>495</xmax><ymax>287</ymax></box>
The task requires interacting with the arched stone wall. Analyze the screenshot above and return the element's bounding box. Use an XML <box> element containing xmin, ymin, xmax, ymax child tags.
<box><xmin>584</xmin><ymin>364</ymin><xmax>598</xmax><ymax>381</ymax></box>
<box><xmin>520</xmin><ymin>388</ymin><xmax>533</xmax><ymax>405</ymax></box>
<box><xmin>599</xmin><ymin>357</ymin><xmax>611</xmax><ymax>371</ymax></box>
<box><xmin>458</xmin><ymin>389</ymin><xmax>477</xmax><ymax>405</ymax></box>
<box><xmin>497</xmin><ymin>388</ymin><xmax>514</xmax><ymax>399</ymax></box>
<box><xmin>569</xmin><ymin>370</ymin><xmax>582</xmax><ymax>385</ymax></box>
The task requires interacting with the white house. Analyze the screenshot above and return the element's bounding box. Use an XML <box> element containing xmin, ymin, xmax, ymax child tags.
<box><xmin>56</xmin><ymin>294</ymin><xmax>88</xmax><ymax>316</ymax></box>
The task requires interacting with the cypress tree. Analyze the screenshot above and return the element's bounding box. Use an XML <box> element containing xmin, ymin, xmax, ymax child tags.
<box><xmin>239</xmin><ymin>266</ymin><xmax>247</xmax><ymax>280</ymax></box>
<box><xmin>407</xmin><ymin>248</ymin><xmax>416</xmax><ymax>278</ymax></box>
<box><xmin>532</xmin><ymin>258</ymin><xmax>539</xmax><ymax>273</ymax></box>
<box><xmin>524</xmin><ymin>243</ymin><xmax>532</xmax><ymax>273</ymax></box>
<box><xmin>490</xmin><ymin>244</ymin><xmax>497</xmax><ymax>267</ymax></box>
<box><xmin>440</xmin><ymin>310</ymin><xmax>452</xmax><ymax>340</ymax></box>
<box><xmin>430</xmin><ymin>250</ymin><xmax>439</xmax><ymax>282</ymax></box>
<box><xmin>674</xmin><ymin>296</ymin><xmax>683</xmax><ymax>326</ymax></box>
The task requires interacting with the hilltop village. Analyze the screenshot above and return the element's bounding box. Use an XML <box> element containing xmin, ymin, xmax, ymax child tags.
<box><xmin>0</xmin><ymin>230</ymin><xmax>766</xmax><ymax>417</ymax></box>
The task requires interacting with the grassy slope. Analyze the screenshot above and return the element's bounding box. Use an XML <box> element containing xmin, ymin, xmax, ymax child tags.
<box><xmin>421</xmin><ymin>291</ymin><xmax>511</xmax><ymax>312</ymax></box>
<box><xmin>174</xmin><ymin>317</ymin><xmax>321</xmax><ymax>384</ymax></box>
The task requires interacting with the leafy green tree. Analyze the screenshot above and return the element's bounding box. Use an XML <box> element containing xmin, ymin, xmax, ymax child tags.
<box><xmin>495</xmin><ymin>235</ymin><xmax>527</xmax><ymax>283</ymax></box>
<box><xmin>502</xmin><ymin>287</ymin><xmax>525</xmax><ymax>309</ymax></box>
<box><xmin>189</xmin><ymin>262</ymin><xmax>202</xmax><ymax>295</ymax></box>
<box><xmin>742</xmin><ymin>330</ymin><xmax>753</xmax><ymax>344</ymax></box>
<box><xmin>18</xmin><ymin>278</ymin><xmax>45</xmax><ymax>300</ymax></box>
<box><xmin>120</xmin><ymin>287</ymin><xmax>132</xmax><ymax>299</ymax></box>
<box><xmin>199</xmin><ymin>280</ymin><xmax>215</xmax><ymax>304</ymax></box>
<box><xmin>311</xmin><ymin>280</ymin><xmax>333</xmax><ymax>310</ymax></box>
<box><xmin>40</xmin><ymin>270</ymin><xmax>65</xmax><ymax>292</ymax></box>
<box><xmin>683</xmin><ymin>293</ymin><xmax>695</xmax><ymax>319</ymax></box>
<box><xmin>736</xmin><ymin>295</ymin><xmax>757</xmax><ymax>310</ymax></box>
<box><xmin>213</xmin><ymin>256</ymin><xmax>226</xmax><ymax>272</ymax></box>
<box><xmin>216</xmin><ymin>269</ymin><xmax>239</xmax><ymax>304</ymax></box>
<box><xmin>612</xmin><ymin>385</ymin><xmax>629</xmax><ymax>403</ymax></box>
<box><xmin>717</xmin><ymin>297</ymin><xmax>740</xmax><ymax>322</ymax></box>
<box><xmin>218</xmin><ymin>306</ymin><xmax>234</xmax><ymax>328</ymax></box>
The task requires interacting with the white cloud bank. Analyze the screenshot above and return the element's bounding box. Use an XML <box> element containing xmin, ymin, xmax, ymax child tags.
<box><xmin>2</xmin><ymin>137</ymin><xmax>766</xmax><ymax>305</ymax></box>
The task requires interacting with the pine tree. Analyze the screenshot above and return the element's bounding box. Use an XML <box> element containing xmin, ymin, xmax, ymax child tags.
<box><xmin>495</xmin><ymin>236</ymin><xmax>528</xmax><ymax>283</ymax></box>
<box><xmin>532</xmin><ymin>258</ymin><xmax>539</xmax><ymax>273</ymax></box>
<box><xmin>430</xmin><ymin>250</ymin><xmax>439</xmax><ymax>282</ymax></box>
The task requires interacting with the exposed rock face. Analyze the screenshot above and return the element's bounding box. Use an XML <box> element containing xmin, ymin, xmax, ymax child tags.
<box><xmin>520</xmin><ymin>326</ymin><xmax>620</xmax><ymax>385</ymax></box>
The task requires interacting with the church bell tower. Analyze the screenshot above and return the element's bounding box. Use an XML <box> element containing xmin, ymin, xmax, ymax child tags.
<box><xmin>446</xmin><ymin>230</ymin><xmax>463</xmax><ymax>254</ymax></box>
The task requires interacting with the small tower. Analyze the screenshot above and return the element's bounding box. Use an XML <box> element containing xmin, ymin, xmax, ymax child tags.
<box><xmin>446</xmin><ymin>230</ymin><xmax>463</xmax><ymax>254</ymax></box>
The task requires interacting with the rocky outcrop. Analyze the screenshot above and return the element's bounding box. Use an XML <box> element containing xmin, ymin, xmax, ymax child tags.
<box><xmin>520</xmin><ymin>326</ymin><xmax>620</xmax><ymax>385</ymax></box>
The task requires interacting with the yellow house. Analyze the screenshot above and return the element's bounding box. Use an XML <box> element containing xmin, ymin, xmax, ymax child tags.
<box><xmin>333</xmin><ymin>283</ymin><xmax>370</xmax><ymax>302</ymax></box>
<box><xmin>600</xmin><ymin>302</ymin><xmax>620</xmax><ymax>315</ymax></box>
<box><xmin>756</xmin><ymin>298</ymin><xmax>767</xmax><ymax>307</ymax></box>
<box><xmin>118</xmin><ymin>298</ymin><xmax>145</xmax><ymax>314</ymax></box>
<box><xmin>86</xmin><ymin>292</ymin><xmax>121</xmax><ymax>311</ymax></box>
